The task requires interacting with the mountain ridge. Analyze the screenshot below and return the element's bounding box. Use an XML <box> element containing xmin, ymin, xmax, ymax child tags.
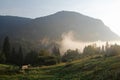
<box><xmin>0</xmin><ymin>11</ymin><xmax>119</xmax><ymax>42</ymax></box>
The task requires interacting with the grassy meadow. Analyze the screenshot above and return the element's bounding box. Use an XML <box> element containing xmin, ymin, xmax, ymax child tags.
<box><xmin>0</xmin><ymin>54</ymin><xmax>120</xmax><ymax>80</ymax></box>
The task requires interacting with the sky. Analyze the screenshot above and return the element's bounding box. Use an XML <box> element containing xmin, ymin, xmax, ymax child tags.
<box><xmin>0</xmin><ymin>0</ymin><xmax>120</xmax><ymax>36</ymax></box>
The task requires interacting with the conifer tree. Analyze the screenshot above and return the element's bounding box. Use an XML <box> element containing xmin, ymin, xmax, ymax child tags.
<box><xmin>52</xmin><ymin>46</ymin><xmax>61</xmax><ymax>63</ymax></box>
<box><xmin>18</xmin><ymin>46</ymin><xmax>23</xmax><ymax>66</ymax></box>
<box><xmin>2</xmin><ymin>36</ymin><xmax>11</xmax><ymax>63</ymax></box>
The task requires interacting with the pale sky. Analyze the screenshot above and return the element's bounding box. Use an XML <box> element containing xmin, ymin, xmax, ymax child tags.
<box><xmin>0</xmin><ymin>0</ymin><xmax>120</xmax><ymax>36</ymax></box>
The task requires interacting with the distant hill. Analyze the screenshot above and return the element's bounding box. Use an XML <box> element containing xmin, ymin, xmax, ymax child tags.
<box><xmin>0</xmin><ymin>11</ymin><xmax>119</xmax><ymax>42</ymax></box>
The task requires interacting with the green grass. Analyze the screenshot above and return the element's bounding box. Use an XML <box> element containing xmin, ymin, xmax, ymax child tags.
<box><xmin>0</xmin><ymin>54</ymin><xmax>120</xmax><ymax>80</ymax></box>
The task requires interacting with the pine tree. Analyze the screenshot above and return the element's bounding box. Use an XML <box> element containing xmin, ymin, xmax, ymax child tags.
<box><xmin>2</xmin><ymin>36</ymin><xmax>11</xmax><ymax>63</ymax></box>
<box><xmin>17</xmin><ymin>46</ymin><xmax>23</xmax><ymax>67</ymax></box>
<box><xmin>52</xmin><ymin>46</ymin><xmax>60</xmax><ymax>56</ymax></box>
<box><xmin>52</xmin><ymin>46</ymin><xmax>61</xmax><ymax>63</ymax></box>
<box><xmin>10</xmin><ymin>47</ymin><xmax>17</xmax><ymax>64</ymax></box>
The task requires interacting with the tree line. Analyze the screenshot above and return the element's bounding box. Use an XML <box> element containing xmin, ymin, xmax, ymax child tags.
<box><xmin>0</xmin><ymin>36</ymin><xmax>120</xmax><ymax>67</ymax></box>
<box><xmin>0</xmin><ymin>36</ymin><xmax>61</xmax><ymax>67</ymax></box>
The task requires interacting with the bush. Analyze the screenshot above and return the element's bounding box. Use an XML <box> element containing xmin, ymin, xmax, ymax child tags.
<box><xmin>0</xmin><ymin>51</ymin><xmax>6</xmax><ymax>63</ymax></box>
<box><xmin>62</xmin><ymin>49</ymin><xmax>80</xmax><ymax>62</ymax></box>
<box><xmin>38</xmin><ymin>56</ymin><xmax>57</xmax><ymax>66</ymax></box>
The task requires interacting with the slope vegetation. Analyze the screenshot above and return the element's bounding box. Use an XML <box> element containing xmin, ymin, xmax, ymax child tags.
<box><xmin>0</xmin><ymin>54</ymin><xmax>120</xmax><ymax>80</ymax></box>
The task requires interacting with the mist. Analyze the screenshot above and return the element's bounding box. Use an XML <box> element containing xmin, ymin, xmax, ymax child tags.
<box><xmin>59</xmin><ymin>31</ymin><xmax>120</xmax><ymax>54</ymax></box>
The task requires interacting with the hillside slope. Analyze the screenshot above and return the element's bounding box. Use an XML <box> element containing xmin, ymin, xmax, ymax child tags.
<box><xmin>0</xmin><ymin>55</ymin><xmax>120</xmax><ymax>80</ymax></box>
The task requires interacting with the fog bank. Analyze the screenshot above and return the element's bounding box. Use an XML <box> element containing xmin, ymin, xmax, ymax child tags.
<box><xmin>59</xmin><ymin>31</ymin><xmax>120</xmax><ymax>54</ymax></box>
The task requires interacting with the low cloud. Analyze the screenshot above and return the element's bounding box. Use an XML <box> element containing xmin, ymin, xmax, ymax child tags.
<box><xmin>59</xmin><ymin>31</ymin><xmax>120</xmax><ymax>54</ymax></box>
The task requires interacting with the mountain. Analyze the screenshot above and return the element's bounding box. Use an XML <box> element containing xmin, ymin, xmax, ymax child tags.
<box><xmin>0</xmin><ymin>16</ymin><xmax>32</xmax><ymax>40</ymax></box>
<box><xmin>32</xmin><ymin>11</ymin><xmax>120</xmax><ymax>41</ymax></box>
<box><xmin>0</xmin><ymin>11</ymin><xmax>119</xmax><ymax>42</ymax></box>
